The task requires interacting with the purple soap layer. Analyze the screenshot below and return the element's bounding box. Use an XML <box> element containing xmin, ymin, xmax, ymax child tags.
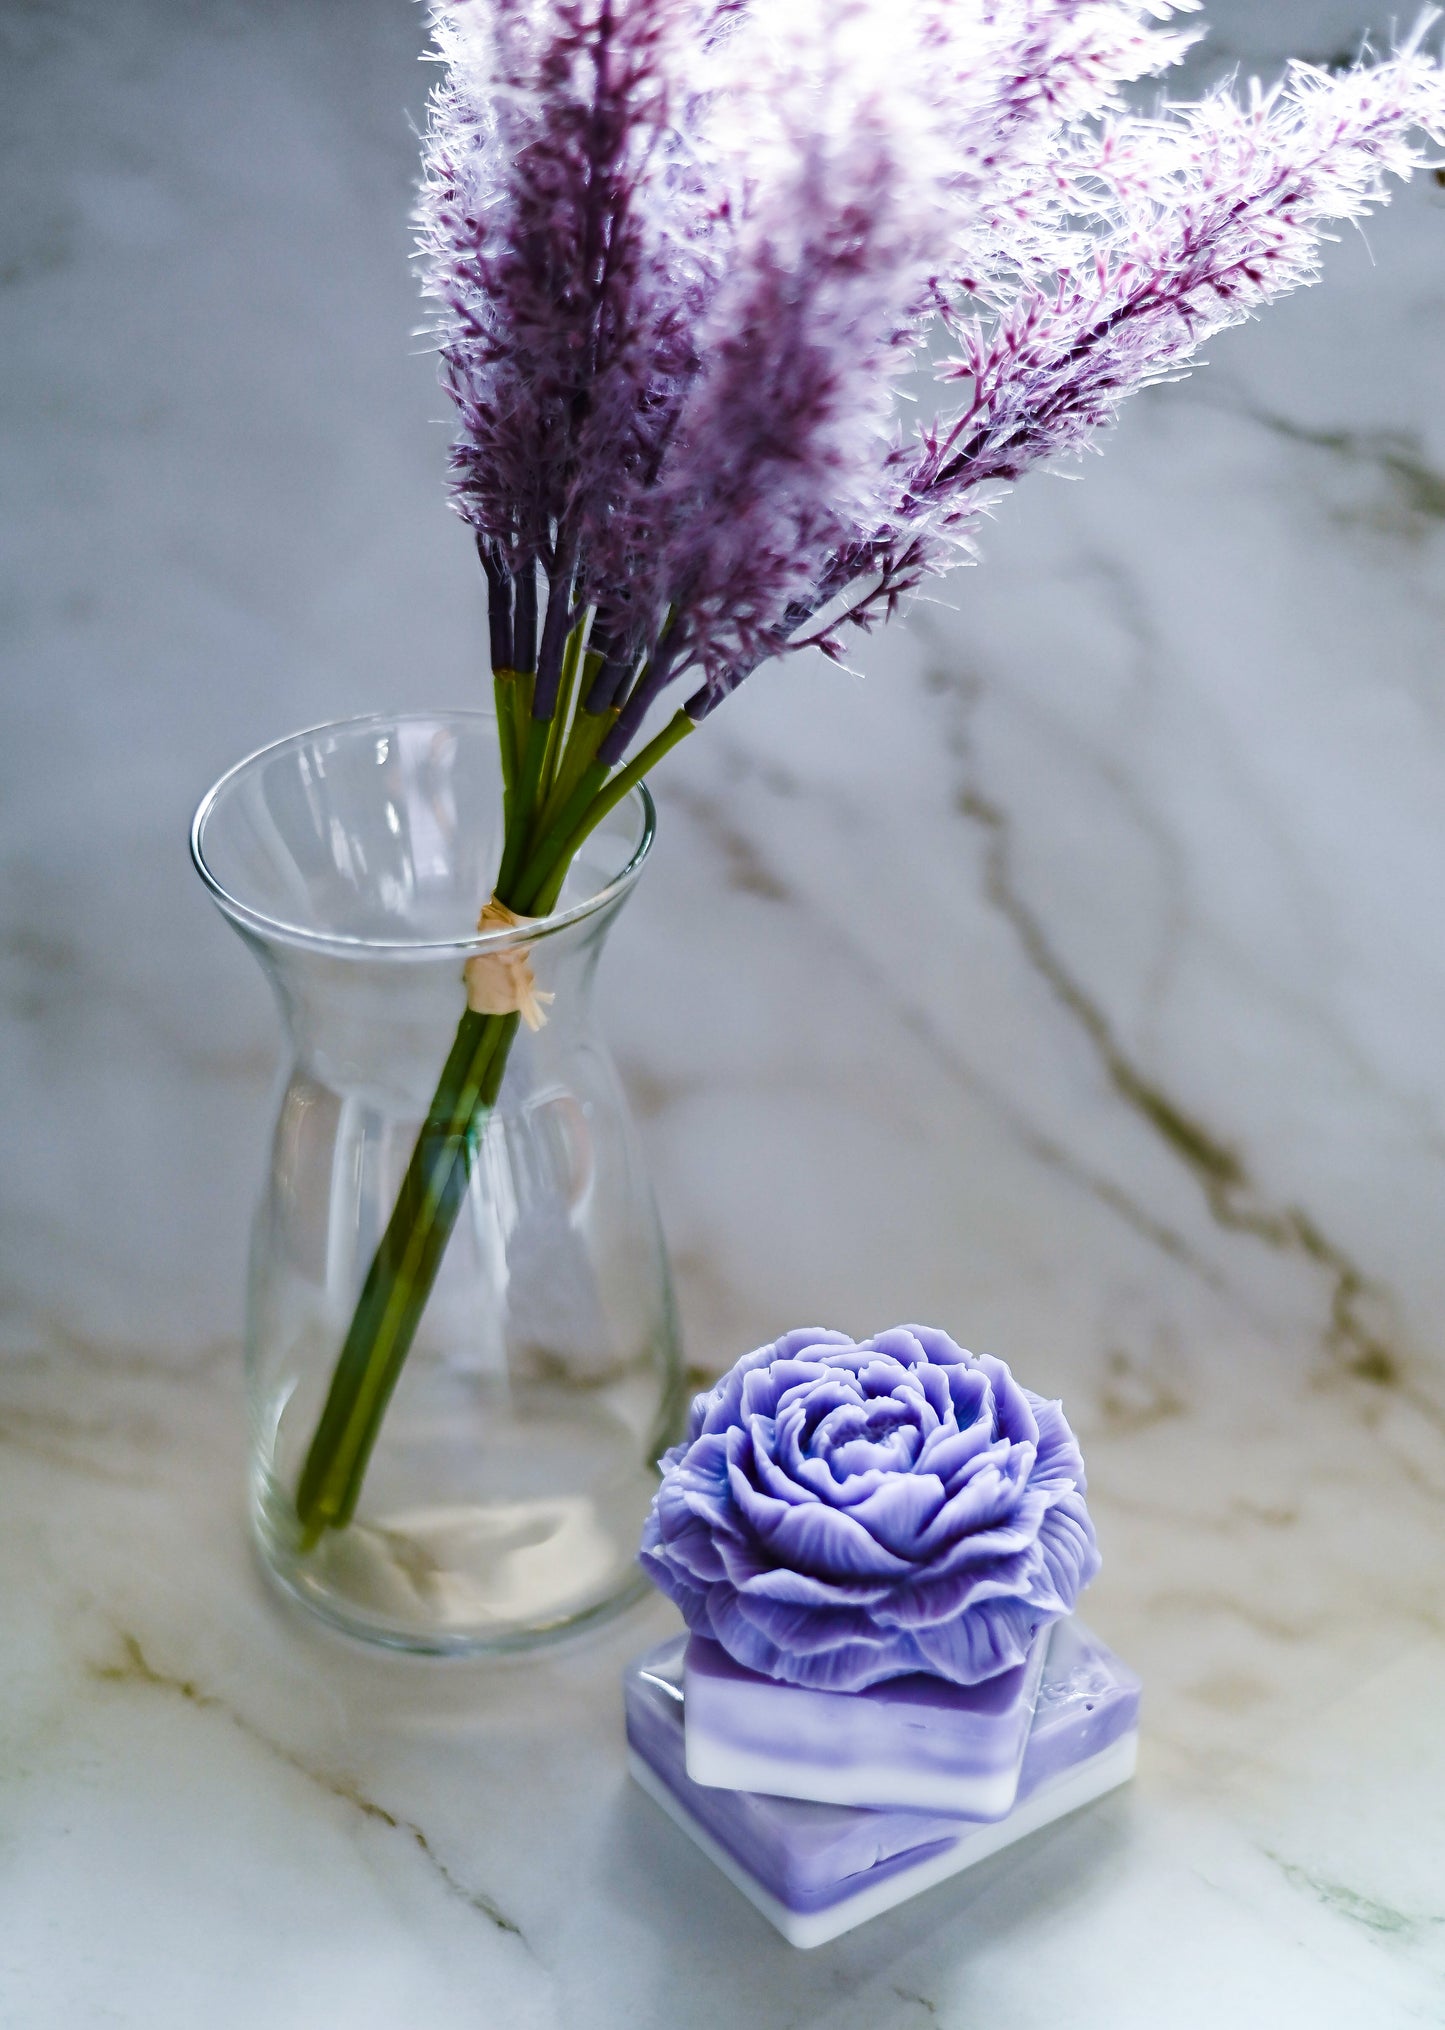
<box><xmin>683</xmin><ymin>1629</ymin><xmax>1048</xmax><ymax>1817</ymax></box>
<box><xmin>624</xmin><ymin>1618</ymin><xmax>1140</xmax><ymax>1918</ymax></box>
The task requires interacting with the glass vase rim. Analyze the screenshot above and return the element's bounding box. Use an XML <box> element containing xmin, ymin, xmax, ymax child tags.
<box><xmin>189</xmin><ymin>706</ymin><xmax>657</xmax><ymax>960</ymax></box>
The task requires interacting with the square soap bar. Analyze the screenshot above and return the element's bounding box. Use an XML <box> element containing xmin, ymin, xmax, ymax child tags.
<box><xmin>683</xmin><ymin>1629</ymin><xmax>1049</xmax><ymax>1817</ymax></box>
<box><xmin>624</xmin><ymin>1618</ymin><xmax>1140</xmax><ymax>1949</ymax></box>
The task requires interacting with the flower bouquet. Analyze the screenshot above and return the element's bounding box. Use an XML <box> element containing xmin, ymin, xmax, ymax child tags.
<box><xmin>198</xmin><ymin>0</ymin><xmax>1445</xmax><ymax>1643</ymax></box>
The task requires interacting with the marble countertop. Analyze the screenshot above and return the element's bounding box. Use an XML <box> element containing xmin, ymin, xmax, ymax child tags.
<box><xmin>3</xmin><ymin>3</ymin><xmax>1444</xmax><ymax>2024</ymax></box>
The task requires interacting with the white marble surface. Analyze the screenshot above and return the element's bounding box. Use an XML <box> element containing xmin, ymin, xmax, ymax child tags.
<box><xmin>3</xmin><ymin>3</ymin><xmax>1445</xmax><ymax>2024</ymax></box>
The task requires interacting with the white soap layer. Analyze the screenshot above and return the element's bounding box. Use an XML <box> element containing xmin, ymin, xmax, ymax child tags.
<box><xmin>683</xmin><ymin>1630</ymin><xmax>1049</xmax><ymax>1816</ymax></box>
<box><xmin>629</xmin><ymin>1728</ymin><xmax>1138</xmax><ymax>1949</ymax></box>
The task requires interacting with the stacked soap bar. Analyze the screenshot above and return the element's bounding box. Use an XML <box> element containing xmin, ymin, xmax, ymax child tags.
<box><xmin>625</xmin><ymin>1619</ymin><xmax>1140</xmax><ymax>1948</ymax></box>
<box><xmin>683</xmin><ymin>1629</ymin><xmax>1050</xmax><ymax>1816</ymax></box>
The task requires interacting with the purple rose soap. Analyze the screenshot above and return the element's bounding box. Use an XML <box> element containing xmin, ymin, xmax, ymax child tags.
<box><xmin>639</xmin><ymin>1326</ymin><xmax>1103</xmax><ymax>1815</ymax></box>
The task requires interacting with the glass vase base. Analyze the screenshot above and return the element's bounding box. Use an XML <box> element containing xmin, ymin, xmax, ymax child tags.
<box><xmin>251</xmin><ymin>1454</ymin><xmax>658</xmax><ymax>1656</ymax></box>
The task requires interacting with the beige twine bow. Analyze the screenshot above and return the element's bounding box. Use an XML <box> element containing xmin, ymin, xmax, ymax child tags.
<box><xmin>463</xmin><ymin>897</ymin><xmax>555</xmax><ymax>1031</ymax></box>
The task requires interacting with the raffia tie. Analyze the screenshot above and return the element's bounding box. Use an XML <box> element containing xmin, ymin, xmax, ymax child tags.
<box><xmin>463</xmin><ymin>898</ymin><xmax>554</xmax><ymax>1031</ymax></box>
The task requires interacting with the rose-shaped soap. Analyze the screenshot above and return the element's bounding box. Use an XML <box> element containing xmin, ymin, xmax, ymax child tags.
<box><xmin>640</xmin><ymin>1325</ymin><xmax>1100</xmax><ymax>1690</ymax></box>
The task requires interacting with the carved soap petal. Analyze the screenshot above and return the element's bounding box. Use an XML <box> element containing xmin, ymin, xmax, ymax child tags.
<box><xmin>640</xmin><ymin>1327</ymin><xmax>1100</xmax><ymax>1688</ymax></box>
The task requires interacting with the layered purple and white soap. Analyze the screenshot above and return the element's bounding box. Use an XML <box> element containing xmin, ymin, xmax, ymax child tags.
<box><xmin>625</xmin><ymin>1618</ymin><xmax>1141</xmax><ymax>1948</ymax></box>
<box><xmin>683</xmin><ymin>1626</ymin><xmax>1049</xmax><ymax>1816</ymax></box>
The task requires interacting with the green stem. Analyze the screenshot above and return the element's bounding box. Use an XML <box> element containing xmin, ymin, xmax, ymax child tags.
<box><xmin>495</xmin><ymin>715</ymin><xmax>551</xmax><ymax>902</ymax></box>
<box><xmin>539</xmin><ymin>691</ymin><xmax>613</xmax><ymax>833</ymax></box>
<box><xmin>294</xmin><ymin>1010</ymin><xmax>514</xmax><ymax>1541</ymax></box>
<box><xmin>514</xmin><ymin>758</ymin><xmax>611</xmax><ymax>914</ymax></box>
<box><xmin>518</xmin><ymin>710</ymin><xmax>694</xmax><ymax>914</ymax></box>
<box><xmin>492</xmin><ymin>668</ymin><xmax>519</xmax><ymax>795</ymax></box>
<box><xmin>292</xmin><ymin>702</ymin><xmax>696</xmax><ymax>1544</ymax></box>
<box><xmin>538</xmin><ymin>621</ymin><xmax>587</xmax><ymax>810</ymax></box>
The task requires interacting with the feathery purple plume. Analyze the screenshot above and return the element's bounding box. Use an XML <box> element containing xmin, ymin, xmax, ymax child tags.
<box><xmin>417</xmin><ymin>0</ymin><xmax>1445</xmax><ymax>747</ymax></box>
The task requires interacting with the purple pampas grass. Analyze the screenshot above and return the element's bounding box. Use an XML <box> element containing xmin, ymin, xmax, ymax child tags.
<box><xmin>293</xmin><ymin>0</ymin><xmax>1445</xmax><ymax>1544</ymax></box>
<box><xmin>418</xmin><ymin>1</ymin><xmax>1445</xmax><ymax>726</ymax></box>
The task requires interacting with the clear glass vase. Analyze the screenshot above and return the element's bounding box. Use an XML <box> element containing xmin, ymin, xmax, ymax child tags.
<box><xmin>191</xmin><ymin>710</ymin><xmax>685</xmax><ymax>1653</ymax></box>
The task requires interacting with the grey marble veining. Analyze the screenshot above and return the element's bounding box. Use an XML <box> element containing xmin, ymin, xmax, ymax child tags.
<box><xmin>3</xmin><ymin>3</ymin><xmax>1444</xmax><ymax>2024</ymax></box>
